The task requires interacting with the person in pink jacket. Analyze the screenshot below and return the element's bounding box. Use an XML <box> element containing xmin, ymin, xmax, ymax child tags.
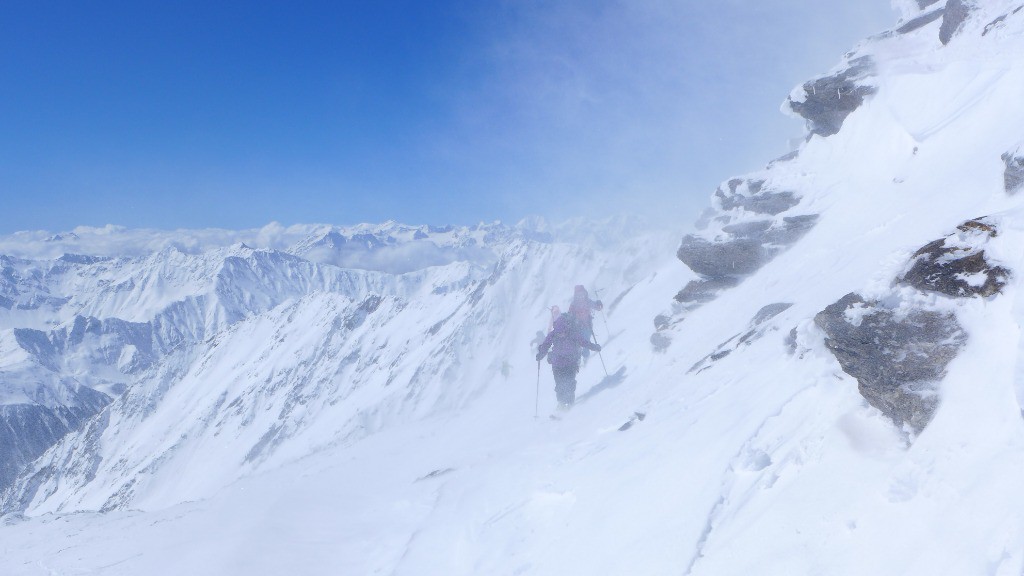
<box><xmin>536</xmin><ymin>312</ymin><xmax>601</xmax><ymax>409</ymax></box>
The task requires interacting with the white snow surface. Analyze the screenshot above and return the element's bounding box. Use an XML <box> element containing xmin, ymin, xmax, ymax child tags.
<box><xmin>5</xmin><ymin>3</ymin><xmax>1024</xmax><ymax>574</ymax></box>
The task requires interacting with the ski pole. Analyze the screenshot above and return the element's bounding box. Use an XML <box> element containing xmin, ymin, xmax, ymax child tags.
<box><xmin>593</xmin><ymin>287</ymin><xmax>611</xmax><ymax>340</ymax></box>
<box><xmin>535</xmin><ymin>360</ymin><xmax>541</xmax><ymax>418</ymax></box>
<box><xmin>591</xmin><ymin>330</ymin><xmax>609</xmax><ymax>377</ymax></box>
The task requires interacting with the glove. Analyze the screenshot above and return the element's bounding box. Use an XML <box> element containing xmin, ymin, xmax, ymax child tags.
<box><xmin>593</xmin><ymin>344</ymin><xmax>602</xmax><ymax>352</ymax></box>
<box><xmin>536</xmin><ymin>352</ymin><xmax>545</xmax><ymax>362</ymax></box>
<box><xmin>595</xmin><ymin>300</ymin><xmax>603</xmax><ymax>310</ymax></box>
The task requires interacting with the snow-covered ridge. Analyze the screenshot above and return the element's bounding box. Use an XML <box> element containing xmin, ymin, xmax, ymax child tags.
<box><xmin>0</xmin><ymin>216</ymin><xmax>677</xmax><ymax>511</ymax></box>
<box><xmin>0</xmin><ymin>216</ymin><xmax>647</xmax><ymax>266</ymax></box>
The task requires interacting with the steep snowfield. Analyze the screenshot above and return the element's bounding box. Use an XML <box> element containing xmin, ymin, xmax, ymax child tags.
<box><xmin>5</xmin><ymin>1</ymin><xmax>1024</xmax><ymax>574</ymax></box>
<box><xmin>2</xmin><ymin>232</ymin><xmax>678</xmax><ymax>515</ymax></box>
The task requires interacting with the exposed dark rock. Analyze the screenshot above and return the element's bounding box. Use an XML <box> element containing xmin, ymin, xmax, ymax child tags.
<box><xmin>674</xmin><ymin>277</ymin><xmax>740</xmax><ymax>306</ymax></box>
<box><xmin>678</xmin><ymin>213</ymin><xmax>819</xmax><ymax>280</ymax></box>
<box><xmin>17</xmin><ymin>316</ymin><xmax>158</xmax><ymax>375</ymax></box>
<box><xmin>767</xmin><ymin>151</ymin><xmax>800</xmax><ymax>168</ymax></box>
<box><xmin>785</xmin><ymin>327</ymin><xmax>799</xmax><ymax>355</ymax></box>
<box><xmin>245</xmin><ymin>424</ymin><xmax>283</xmax><ymax>464</ymax></box>
<box><xmin>416</xmin><ymin>468</ymin><xmax>456</xmax><ymax>482</ymax></box>
<box><xmin>956</xmin><ymin>219</ymin><xmax>996</xmax><ymax>236</ymax></box>
<box><xmin>13</xmin><ymin>329</ymin><xmax>59</xmax><ymax>371</ymax></box>
<box><xmin>314</xmin><ymin>231</ymin><xmax>348</xmax><ymax>249</ymax></box>
<box><xmin>1003</xmin><ymin>151</ymin><xmax>1024</xmax><ymax>195</ymax></box>
<box><xmin>0</xmin><ymin>311</ymin><xmax>161</xmax><ymax>495</ymax></box>
<box><xmin>899</xmin><ymin>219</ymin><xmax>1009</xmax><ymax>297</ymax></box>
<box><xmin>788</xmin><ymin>56</ymin><xmax>877</xmax><ymax>137</ymax></box>
<box><xmin>715</xmin><ymin>179</ymin><xmax>801</xmax><ymax>216</ymax></box>
<box><xmin>344</xmin><ymin>295</ymin><xmax>384</xmax><ymax>330</ymax></box>
<box><xmin>815</xmin><ymin>293</ymin><xmax>967</xmax><ymax>432</ymax></box>
<box><xmin>1</xmin><ymin>409</ymin><xmax>111</xmax><ymax>513</ymax></box>
<box><xmin>746</xmin><ymin>192</ymin><xmax>801</xmax><ymax>216</ymax></box>
<box><xmin>978</xmin><ymin>6</ymin><xmax>1019</xmax><ymax>35</ymax></box>
<box><xmin>721</xmin><ymin>220</ymin><xmax>773</xmax><ymax>239</ymax></box>
<box><xmin>668</xmin><ymin>156</ymin><xmax>814</xmax><ymax>335</ymax></box>
<box><xmin>939</xmin><ymin>0</ymin><xmax>975</xmax><ymax>45</ymax></box>
<box><xmin>752</xmin><ymin>302</ymin><xmax>794</xmax><ymax>325</ymax></box>
<box><xmin>898</xmin><ymin>7</ymin><xmax>946</xmax><ymax>34</ymax></box>
<box><xmin>650</xmin><ymin>331</ymin><xmax>672</xmax><ymax>352</ymax></box>
<box><xmin>668</xmin><ymin>188</ymin><xmax>817</xmax><ymax>342</ymax></box>
<box><xmin>57</xmin><ymin>254</ymin><xmax>108</xmax><ymax>265</ymax></box>
<box><xmin>689</xmin><ymin>303</ymin><xmax>793</xmax><ymax>374</ymax></box>
<box><xmin>677</xmin><ymin>236</ymin><xmax>769</xmax><ymax>278</ymax></box>
<box><xmin>762</xmin><ymin>215</ymin><xmax>820</xmax><ymax>246</ymax></box>
<box><xmin>349</xmin><ymin>233</ymin><xmax>385</xmax><ymax>250</ymax></box>
<box><xmin>718</xmin><ymin>190</ymin><xmax>800</xmax><ymax>216</ymax></box>
<box><xmin>653</xmin><ymin>314</ymin><xmax>673</xmax><ymax>331</ymax></box>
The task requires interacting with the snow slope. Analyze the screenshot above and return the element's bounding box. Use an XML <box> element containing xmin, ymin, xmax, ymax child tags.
<box><xmin>5</xmin><ymin>1</ymin><xmax>1024</xmax><ymax>574</ymax></box>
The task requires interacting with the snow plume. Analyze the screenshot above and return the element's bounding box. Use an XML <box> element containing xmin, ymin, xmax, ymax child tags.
<box><xmin>445</xmin><ymin>0</ymin><xmax>895</xmax><ymax>229</ymax></box>
<box><xmin>8</xmin><ymin>3</ymin><xmax>1024</xmax><ymax>576</ymax></box>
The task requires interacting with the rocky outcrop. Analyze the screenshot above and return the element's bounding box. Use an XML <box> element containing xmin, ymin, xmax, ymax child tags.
<box><xmin>897</xmin><ymin>7</ymin><xmax>946</xmax><ymax>34</ymax></box>
<box><xmin>653</xmin><ymin>173</ymin><xmax>817</xmax><ymax>350</ymax></box>
<box><xmin>939</xmin><ymin>0</ymin><xmax>976</xmax><ymax>45</ymax></box>
<box><xmin>689</xmin><ymin>303</ymin><xmax>793</xmax><ymax>374</ymax></box>
<box><xmin>815</xmin><ymin>293</ymin><xmax>966</xmax><ymax>433</ymax></box>
<box><xmin>787</xmin><ymin>57</ymin><xmax>877</xmax><ymax>138</ymax></box>
<box><xmin>343</xmin><ymin>295</ymin><xmax>384</xmax><ymax>330</ymax></box>
<box><xmin>1003</xmin><ymin>150</ymin><xmax>1024</xmax><ymax>195</ymax></box>
<box><xmin>816</xmin><ymin>218</ymin><xmax>1007</xmax><ymax>433</ymax></box>
<box><xmin>677</xmin><ymin>216</ymin><xmax>818</xmax><ymax>281</ymax></box>
<box><xmin>672</xmin><ymin>277</ymin><xmax>739</xmax><ymax>308</ymax></box>
<box><xmin>714</xmin><ymin>179</ymin><xmax>800</xmax><ymax>216</ymax></box>
<box><xmin>676</xmin><ymin>236</ymin><xmax>768</xmax><ymax>279</ymax></box>
<box><xmin>899</xmin><ymin>218</ymin><xmax>1009</xmax><ymax>298</ymax></box>
<box><xmin>676</xmin><ymin>214</ymin><xmax>818</xmax><ymax>290</ymax></box>
<box><xmin>983</xmin><ymin>6</ymin><xmax>1024</xmax><ymax>36</ymax></box>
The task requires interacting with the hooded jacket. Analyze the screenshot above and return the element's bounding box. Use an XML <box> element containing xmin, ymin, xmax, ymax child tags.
<box><xmin>537</xmin><ymin>313</ymin><xmax>600</xmax><ymax>368</ymax></box>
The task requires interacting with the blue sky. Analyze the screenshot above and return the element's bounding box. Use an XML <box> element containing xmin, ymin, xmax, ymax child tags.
<box><xmin>1</xmin><ymin>1</ymin><xmax>896</xmax><ymax>234</ymax></box>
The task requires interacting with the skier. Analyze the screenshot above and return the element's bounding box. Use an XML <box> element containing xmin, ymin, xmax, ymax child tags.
<box><xmin>536</xmin><ymin>312</ymin><xmax>601</xmax><ymax>410</ymax></box>
<box><xmin>567</xmin><ymin>285</ymin><xmax>603</xmax><ymax>357</ymax></box>
<box><xmin>548</xmin><ymin>305</ymin><xmax>561</xmax><ymax>331</ymax></box>
<box><xmin>531</xmin><ymin>305</ymin><xmax>563</xmax><ymax>351</ymax></box>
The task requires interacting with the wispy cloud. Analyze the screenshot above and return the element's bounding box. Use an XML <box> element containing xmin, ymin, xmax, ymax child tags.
<box><xmin>435</xmin><ymin>0</ymin><xmax>896</xmax><ymax>231</ymax></box>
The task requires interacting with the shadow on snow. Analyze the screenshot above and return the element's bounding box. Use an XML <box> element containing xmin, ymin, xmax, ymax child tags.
<box><xmin>576</xmin><ymin>366</ymin><xmax>627</xmax><ymax>405</ymax></box>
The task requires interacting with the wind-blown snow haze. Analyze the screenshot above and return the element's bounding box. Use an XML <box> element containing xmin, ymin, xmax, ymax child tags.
<box><xmin>5</xmin><ymin>1</ymin><xmax>1024</xmax><ymax>575</ymax></box>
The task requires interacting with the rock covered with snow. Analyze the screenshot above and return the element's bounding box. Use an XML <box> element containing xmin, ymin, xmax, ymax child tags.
<box><xmin>787</xmin><ymin>56</ymin><xmax>878</xmax><ymax>138</ymax></box>
<box><xmin>680</xmin><ymin>179</ymin><xmax>816</xmax><ymax>281</ymax></box>
<box><xmin>657</xmin><ymin>170</ymin><xmax>817</xmax><ymax>348</ymax></box>
<box><xmin>815</xmin><ymin>292</ymin><xmax>966</xmax><ymax>433</ymax></box>
<box><xmin>899</xmin><ymin>218</ymin><xmax>1009</xmax><ymax>297</ymax></box>
<box><xmin>815</xmin><ymin>218</ymin><xmax>1009</xmax><ymax>434</ymax></box>
<box><xmin>1004</xmin><ymin>146</ymin><xmax>1024</xmax><ymax>195</ymax></box>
